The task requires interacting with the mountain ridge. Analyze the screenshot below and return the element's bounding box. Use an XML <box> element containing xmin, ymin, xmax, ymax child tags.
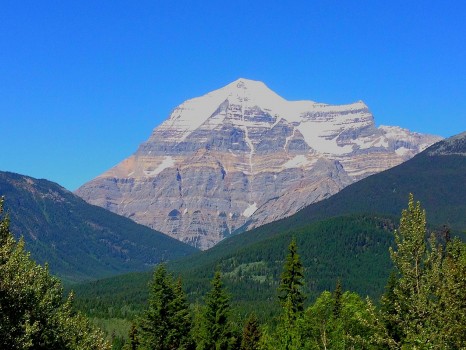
<box><xmin>0</xmin><ymin>171</ymin><xmax>198</xmax><ymax>282</ymax></box>
<box><xmin>76</xmin><ymin>78</ymin><xmax>442</xmax><ymax>249</ymax></box>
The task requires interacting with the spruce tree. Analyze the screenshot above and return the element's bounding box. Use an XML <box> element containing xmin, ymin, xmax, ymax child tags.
<box><xmin>278</xmin><ymin>238</ymin><xmax>305</xmax><ymax>315</ymax></box>
<box><xmin>332</xmin><ymin>278</ymin><xmax>342</xmax><ymax>319</ymax></box>
<box><xmin>240</xmin><ymin>313</ymin><xmax>261</xmax><ymax>350</ymax></box>
<box><xmin>198</xmin><ymin>271</ymin><xmax>233</xmax><ymax>350</ymax></box>
<box><xmin>380</xmin><ymin>271</ymin><xmax>401</xmax><ymax>343</ymax></box>
<box><xmin>171</xmin><ymin>278</ymin><xmax>195</xmax><ymax>350</ymax></box>
<box><xmin>274</xmin><ymin>239</ymin><xmax>307</xmax><ymax>350</ymax></box>
<box><xmin>139</xmin><ymin>264</ymin><xmax>193</xmax><ymax>350</ymax></box>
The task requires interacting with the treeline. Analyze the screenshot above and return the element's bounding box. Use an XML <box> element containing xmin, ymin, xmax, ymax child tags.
<box><xmin>120</xmin><ymin>195</ymin><xmax>466</xmax><ymax>349</ymax></box>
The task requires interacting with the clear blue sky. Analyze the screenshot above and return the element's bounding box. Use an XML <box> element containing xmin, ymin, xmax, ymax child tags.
<box><xmin>1</xmin><ymin>1</ymin><xmax>465</xmax><ymax>190</ymax></box>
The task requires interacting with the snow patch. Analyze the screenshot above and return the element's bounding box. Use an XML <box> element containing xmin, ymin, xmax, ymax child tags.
<box><xmin>145</xmin><ymin>156</ymin><xmax>175</xmax><ymax>176</ymax></box>
<box><xmin>283</xmin><ymin>155</ymin><xmax>309</xmax><ymax>168</ymax></box>
<box><xmin>395</xmin><ymin>147</ymin><xmax>411</xmax><ymax>156</ymax></box>
<box><xmin>243</xmin><ymin>202</ymin><xmax>258</xmax><ymax>217</ymax></box>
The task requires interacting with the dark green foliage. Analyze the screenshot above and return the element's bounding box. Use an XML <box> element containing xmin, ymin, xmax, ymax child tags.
<box><xmin>440</xmin><ymin>238</ymin><xmax>466</xmax><ymax>348</ymax></box>
<box><xmin>0</xmin><ymin>197</ymin><xmax>110</xmax><ymax>349</ymax></box>
<box><xmin>72</xmin><ymin>214</ymin><xmax>395</xmax><ymax>321</ymax></box>
<box><xmin>278</xmin><ymin>238</ymin><xmax>305</xmax><ymax>315</ymax></box>
<box><xmin>332</xmin><ymin>278</ymin><xmax>342</xmax><ymax>319</ymax></box>
<box><xmin>69</xmin><ymin>195</ymin><xmax>466</xmax><ymax>348</ymax></box>
<box><xmin>380</xmin><ymin>271</ymin><xmax>401</xmax><ymax>343</ymax></box>
<box><xmin>138</xmin><ymin>264</ymin><xmax>194</xmax><ymax>350</ymax></box>
<box><xmin>197</xmin><ymin>271</ymin><xmax>235</xmax><ymax>350</ymax></box>
<box><xmin>125</xmin><ymin>324</ymin><xmax>140</xmax><ymax>350</ymax></box>
<box><xmin>0</xmin><ymin>171</ymin><xmax>197</xmax><ymax>282</ymax></box>
<box><xmin>240</xmin><ymin>313</ymin><xmax>261</xmax><ymax>350</ymax></box>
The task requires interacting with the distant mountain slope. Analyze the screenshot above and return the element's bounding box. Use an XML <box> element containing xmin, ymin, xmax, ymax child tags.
<box><xmin>72</xmin><ymin>214</ymin><xmax>395</xmax><ymax>319</ymax></box>
<box><xmin>0</xmin><ymin>171</ymin><xmax>198</xmax><ymax>282</ymax></box>
<box><xmin>243</xmin><ymin>131</ymin><xmax>466</xmax><ymax>235</ymax></box>
<box><xmin>76</xmin><ymin>78</ymin><xmax>440</xmax><ymax>249</ymax></box>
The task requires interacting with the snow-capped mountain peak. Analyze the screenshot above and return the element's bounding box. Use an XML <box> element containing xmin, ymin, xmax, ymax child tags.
<box><xmin>76</xmin><ymin>79</ymin><xmax>442</xmax><ymax>249</ymax></box>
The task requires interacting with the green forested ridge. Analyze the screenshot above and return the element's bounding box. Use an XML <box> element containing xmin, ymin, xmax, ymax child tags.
<box><xmin>0</xmin><ymin>171</ymin><xmax>198</xmax><ymax>282</ymax></box>
<box><xmin>72</xmin><ymin>214</ymin><xmax>396</xmax><ymax>321</ymax></box>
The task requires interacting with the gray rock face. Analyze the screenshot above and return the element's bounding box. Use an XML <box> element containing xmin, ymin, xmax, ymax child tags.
<box><xmin>75</xmin><ymin>78</ymin><xmax>442</xmax><ymax>249</ymax></box>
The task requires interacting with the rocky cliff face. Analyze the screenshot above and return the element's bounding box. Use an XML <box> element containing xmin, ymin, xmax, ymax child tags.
<box><xmin>75</xmin><ymin>79</ymin><xmax>442</xmax><ymax>249</ymax></box>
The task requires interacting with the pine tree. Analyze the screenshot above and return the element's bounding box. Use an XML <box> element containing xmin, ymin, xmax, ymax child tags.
<box><xmin>240</xmin><ymin>313</ymin><xmax>261</xmax><ymax>350</ymax></box>
<box><xmin>0</xmin><ymin>197</ymin><xmax>109</xmax><ymax>349</ymax></box>
<box><xmin>332</xmin><ymin>278</ymin><xmax>342</xmax><ymax>319</ymax></box>
<box><xmin>275</xmin><ymin>239</ymin><xmax>307</xmax><ymax>350</ymax></box>
<box><xmin>380</xmin><ymin>271</ymin><xmax>401</xmax><ymax>343</ymax></box>
<box><xmin>171</xmin><ymin>278</ymin><xmax>195</xmax><ymax>350</ymax></box>
<box><xmin>139</xmin><ymin>264</ymin><xmax>193</xmax><ymax>350</ymax></box>
<box><xmin>123</xmin><ymin>324</ymin><xmax>140</xmax><ymax>350</ymax></box>
<box><xmin>198</xmin><ymin>271</ymin><xmax>233</xmax><ymax>350</ymax></box>
<box><xmin>277</xmin><ymin>238</ymin><xmax>305</xmax><ymax>316</ymax></box>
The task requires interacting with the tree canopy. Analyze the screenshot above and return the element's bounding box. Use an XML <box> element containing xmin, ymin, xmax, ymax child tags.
<box><xmin>0</xmin><ymin>197</ymin><xmax>109</xmax><ymax>349</ymax></box>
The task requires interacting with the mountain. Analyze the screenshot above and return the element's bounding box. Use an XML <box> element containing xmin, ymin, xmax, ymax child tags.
<box><xmin>72</xmin><ymin>131</ymin><xmax>466</xmax><ymax>320</ymax></box>
<box><xmin>76</xmin><ymin>78</ymin><xmax>441</xmax><ymax>249</ymax></box>
<box><xmin>0</xmin><ymin>171</ymin><xmax>198</xmax><ymax>282</ymax></box>
<box><xmin>243</xmin><ymin>130</ymin><xmax>466</xmax><ymax>236</ymax></box>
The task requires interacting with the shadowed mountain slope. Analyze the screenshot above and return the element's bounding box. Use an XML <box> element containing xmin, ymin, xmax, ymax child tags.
<box><xmin>0</xmin><ymin>171</ymin><xmax>198</xmax><ymax>282</ymax></box>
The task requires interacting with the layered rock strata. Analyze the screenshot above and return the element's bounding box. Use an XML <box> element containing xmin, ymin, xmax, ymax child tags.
<box><xmin>76</xmin><ymin>79</ymin><xmax>441</xmax><ymax>249</ymax></box>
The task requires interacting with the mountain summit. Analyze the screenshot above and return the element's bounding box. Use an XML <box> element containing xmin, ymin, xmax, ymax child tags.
<box><xmin>76</xmin><ymin>79</ymin><xmax>441</xmax><ymax>249</ymax></box>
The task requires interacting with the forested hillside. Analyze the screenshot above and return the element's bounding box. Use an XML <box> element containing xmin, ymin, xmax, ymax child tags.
<box><xmin>73</xmin><ymin>214</ymin><xmax>397</xmax><ymax>321</ymax></box>
<box><xmin>0</xmin><ymin>171</ymin><xmax>198</xmax><ymax>282</ymax></box>
<box><xmin>75</xmin><ymin>196</ymin><xmax>466</xmax><ymax>349</ymax></box>
<box><xmin>0</xmin><ymin>198</ymin><xmax>110</xmax><ymax>349</ymax></box>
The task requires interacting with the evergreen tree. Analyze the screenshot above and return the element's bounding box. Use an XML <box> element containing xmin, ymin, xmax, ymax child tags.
<box><xmin>240</xmin><ymin>313</ymin><xmax>261</xmax><ymax>350</ymax></box>
<box><xmin>139</xmin><ymin>264</ymin><xmax>193</xmax><ymax>350</ymax></box>
<box><xmin>172</xmin><ymin>278</ymin><xmax>196</xmax><ymax>350</ymax></box>
<box><xmin>123</xmin><ymin>324</ymin><xmax>140</xmax><ymax>350</ymax></box>
<box><xmin>0</xmin><ymin>197</ymin><xmax>109</xmax><ymax>349</ymax></box>
<box><xmin>275</xmin><ymin>239</ymin><xmax>307</xmax><ymax>350</ymax></box>
<box><xmin>332</xmin><ymin>278</ymin><xmax>342</xmax><ymax>319</ymax></box>
<box><xmin>277</xmin><ymin>238</ymin><xmax>305</xmax><ymax>316</ymax></box>
<box><xmin>198</xmin><ymin>271</ymin><xmax>233</xmax><ymax>350</ymax></box>
<box><xmin>380</xmin><ymin>271</ymin><xmax>401</xmax><ymax>343</ymax></box>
